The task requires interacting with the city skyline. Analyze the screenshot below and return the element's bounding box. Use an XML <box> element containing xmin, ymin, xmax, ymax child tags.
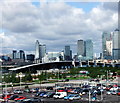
<box><xmin>0</xmin><ymin>1</ymin><xmax>118</xmax><ymax>57</ymax></box>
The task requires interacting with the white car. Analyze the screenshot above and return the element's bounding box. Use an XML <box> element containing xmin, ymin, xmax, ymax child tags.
<box><xmin>14</xmin><ymin>89</ymin><xmax>23</xmax><ymax>94</ymax></box>
<box><xmin>53</xmin><ymin>92</ymin><xmax>67</xmax><ymax>99</ymax></box>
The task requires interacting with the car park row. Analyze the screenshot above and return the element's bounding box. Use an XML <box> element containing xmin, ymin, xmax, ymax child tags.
<box><xmin>1</xmin><ymin>83</ymin><xmax>120</xmax><ymax>103</ymax></box>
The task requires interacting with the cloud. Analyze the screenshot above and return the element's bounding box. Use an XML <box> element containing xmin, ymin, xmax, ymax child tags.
<box><xmin>0</xmin><ymin>1</ymin><xmax>118</xmax><ymax>57</ymax></box>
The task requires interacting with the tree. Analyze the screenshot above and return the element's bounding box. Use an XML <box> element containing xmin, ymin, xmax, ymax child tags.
<box><xmin>23</xmin><ymin>72</ymin><xmax>32</xmax><ymax>82</ymax></box>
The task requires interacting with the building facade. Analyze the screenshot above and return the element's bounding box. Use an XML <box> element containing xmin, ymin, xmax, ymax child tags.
<box><xmin>77</xmin><ymin>40</ymin><xmax>85</xmax><ymax>57</ymax></box>
<box><xmin>85</xmin><ymin>40</ymin><xmax>93</xmax><ymax>60</ymax></box>
<box><xmin>102</xmin><ymin>32</ymin><xmax>112</xmax><ymax>59</ymax></box>
<box><xmin>112</xmin><ymin>29</ymin><xmax>120</xmax><ymax>60</ymax></box>
<box><xmin>64</xmin><ymin>45</ymin><xmax>72</xmax><ymax>60</ymax></box>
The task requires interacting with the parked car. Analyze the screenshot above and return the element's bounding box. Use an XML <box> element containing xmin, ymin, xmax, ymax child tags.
<box><xmin>8</xmin><ymin>95</ymin><xmax>19</xmax><ymax>100</ymax></box>
<box><xmin>43</xmin><ymin>92</ymin><xmax>55</xmax><ymax>98</ymax></box>
<box><xmin>68</xmin><ymin>94</ymin><xmax>81</xmax><ymax>100</ymax></box>
<box><xmin>39</xmin><ymin>92</ymin><xmax>47</xmax><ymax>97</ymax></box>
<box><xmin>3</xmin><ymin>94</ymin><xmax>12</xmax><ymax>100</ymax></box>
<box><xmin>24</xmin><ymin>89</ymin><xmax>31</xmax><ymax>93</ymax></box>
<box><xmin>64</xmin><ymin>94</ymin><xmax>75</xmax><ymax>100</ymax></box>
<box><xmin>46</xmin><ymin>86</ymin><xmax>53</xmax><ymax>90</ymax></box>
<box><xmin>31</xmin><ymin>88</ymin><xmax>38</xmax><ymax>93</ymax></box>
<box><xmin>53</xmin><ymin>92</ymin><xmax>67</xmax><ymax>99</ymax></box>
<box><xmin>14</xmin><ymin>89</ymin><xmax>23</xmax><ymax>94</ymax></box>
<box><xmin>14</xmin><ymin>96</ymin><xmax>26</xmax><ymax>102</ymax></box>
<box><xmin>35</xmin><ymin>91</ymin><xmax>46</xmax><ymax>97</ymax></box>
<box><xmin>57</xmin><ymin>88</ymin><xmax>66</xmax><ymax>92</ymax></box>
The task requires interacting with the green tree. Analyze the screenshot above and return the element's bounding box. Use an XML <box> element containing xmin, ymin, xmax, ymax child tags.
<box><xmin>23</xmin><ymin>72</ymin><xmax>32</xmax><ymax>82</ymax></box>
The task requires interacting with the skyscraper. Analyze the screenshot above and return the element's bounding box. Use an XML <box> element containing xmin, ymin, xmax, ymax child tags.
<box><xmin>18</xmin><ymin>50</ymin><xmax>25</xmax><ymax>60</ymax></box>
<box><xmin>85</xmin><ymin>40</ymin><xmax>93</xmax><ymax>60</ymax></box>
<box><xmin>77</xmin><ymin>40</ymin><xmax>85</xmax><ymax>56</ymax></box>
<box><xmin>12</xmin><ymin>50</ymin><xmax>17</xmax><ymax>59</ymax></box>
<box><xmin>39</xmin><ymin>44</ymin><xmax>46</xmax><ymax>61</ymax></box>
<box><xmin>35</xmin><ymin>40</ymin><xmax>46</xmax><ymax>62</ymax></box>
<box><xmin>35</xmin><ymin>40</ymin><xmax>40</xmax><ymax>59</ymax></box>
<box><xmin>64</xmin><ymin>45</ymin><xmax>72</xmax><ymax>60</ymax></box>
<box><xmin>102</xmin><ymin>32</ymin><xmax>112</xmax><ymax>59</ymax></box>
<box><xmin>118</xmin><ymin>1</ymin><xmax>120</xmax><ymax>59</ymax></box>
<box><xmin>112</xmin><ymin>29</ymin><xmax>120</xmax><ymax>60</ymax></box>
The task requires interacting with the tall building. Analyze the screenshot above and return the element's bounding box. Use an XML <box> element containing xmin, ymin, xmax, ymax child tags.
<box><xmin>77</xmin><ymin>40</ymin><xmax>85</xmax><ymax>56</ymax></box>
<box><xmin>112</xmin><ymin>29</ymin><xmax>120</xmax><ymax>60</ymax></box>
<box><xmin>39</xmin><ymin>44</ymin><xmax>46</xmax><ymax>61</ymax></box>
<box><xmin>27</xmin><ymin>54</ymin><xmax>35</xmax><ymax>61</ymax></box>
<box><xmin>18</xmin><ymin>50</ymin><xmax>25</xmax><ymax>60</ymax></box>
<box><xmin>85</xmin><ymin>40</ymin><xmax>93</xmax><ymax>60</ymax></box>
<box><xmin>35</xmin><ymin>40</ymin><xmax>46</xmax><ymax>62</ymax></box>
<box><xmin>35</xmin><ymin>40</ymin><xmax>40</xmax><ymax>59</ymax></box>
<box><xmin>102</xmin><ymin>32</ymin><xmax>112</xmax><ymax>59</ymax></box>
<box><xmin>64</xmin><ymin>45</ymin><xmax>72</xmax><ymax>60</ymax></box>
<box><xmin>118</xmin><ymin>1</ymin><xmax>120</xmax><ymax>59</ymax></box>
<box><xmin>12</xmin><ymin>50</ymin><xmax>17</xmax><ymax>59</ymax></box>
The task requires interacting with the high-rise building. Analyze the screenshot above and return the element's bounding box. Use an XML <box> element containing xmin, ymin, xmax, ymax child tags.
<box><xmin>27</xmin><ymin>54</ymin><xmax>35</xmax><ymax>61</ymax></box>
<box><xmin>118</xmin><ymin>1</ymin><xmax>120</xmax><ymax>59</ymax></box>
<box><xmin>18</xmin><ymin>50</ymin><xmax>25</xmax><ymax>60</ymax></box>
<box><xmin>85</xmin><ymin>40</ymin><xmax>93</xmax><ymax>60</ymax></box>
<box><xmin>77</xmin><ymin>40</ymin><xmax>85</xmax><ymax>56</ymax></box>
<box><xmin>112</xmin><ymin>29</ymin><xmax>120</xmax><ymax>60</ymax></box>
<box><xmin>39</xmin><ymin>44</ymin><xmax>46</xmax><ymax>61</ymax></box>
<box><xmin>12</xmin><ymin>50</ymin><xmax>17</xmax><ymax>59</ymax></box>
<box><xmin>35</xmin><ymin>40</ymin><xmax>40</xmax><ymax>59</ymax></box>
<box><xmin>102</xmin><ymin>32</ymin><xmax>112</xmax><ymax>59</ymax></box>
<box><xmin>64</xmin><ymin>45</ymin><xmax>72</xmax><ymax>60</ymax></box>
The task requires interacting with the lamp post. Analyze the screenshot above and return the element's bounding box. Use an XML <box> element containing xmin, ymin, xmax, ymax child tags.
<box><xmin>19</xmin><ymin>72</ymin><xmax>22</xmax><ymax>90</ymax></box>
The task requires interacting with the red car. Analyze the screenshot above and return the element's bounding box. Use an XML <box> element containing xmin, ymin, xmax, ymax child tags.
<box><xmin>14</xmin><ymin>96</ymin><xmax>26</xmax><ymax>101</ymax></box>
<box><xmin>57</xmin><ymin>88</ymin><xmax>65</xmax><ymax>92</ymax></box>
<box><xmin>3</xmin><ymin>94</ymin><xmax>12</xmax><ymax>100</ymax></box>
<box><xmin>117</xmin><ymin>91</ymin><xmax>120</xmax><ymax>96</ymax></box>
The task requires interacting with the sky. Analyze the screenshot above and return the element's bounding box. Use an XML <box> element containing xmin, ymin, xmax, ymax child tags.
<box><xmin>0</xmin><ymin>0</ymin><xmax>118</xmax><ymax>57</ymax></box>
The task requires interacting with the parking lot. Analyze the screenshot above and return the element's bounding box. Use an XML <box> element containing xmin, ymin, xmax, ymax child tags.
<box><xmin>1</xmin><ymin>80</ymin><xmax>120</xmax><ymax>103</ymax></box>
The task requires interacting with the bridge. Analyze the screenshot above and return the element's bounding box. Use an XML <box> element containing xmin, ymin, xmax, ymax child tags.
<box><xmin>8</xmin><ymin>61</ymin><xmax>120</xmax><ymax>73</ymax></box>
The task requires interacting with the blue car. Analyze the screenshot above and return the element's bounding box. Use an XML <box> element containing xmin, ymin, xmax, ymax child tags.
<box><xmin>68</xmin><ymin>94</ymin><xmax>81</xmax><ymax>100</ymax></box>
<box><xmin>64</xmin><ymin>94</ymin><xmax>75</xmax><ymax>100</ymax></box>
<box><xmin>40</xmin><ymin>92</ymin><xmax>47</xmax><ymax>97</ymax></box>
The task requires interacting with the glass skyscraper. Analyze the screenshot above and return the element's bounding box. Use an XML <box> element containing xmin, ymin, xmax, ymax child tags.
<box><xmin>35</xmin><ymin>40</ymin><xmax>46</xmax><ymax>62</ymax></box>
<box><xmin>39</xmin><ymin>44</ymin><xmax>46</xmax><ymax>61</ymax></box>
<box><xmin>35</xmin><ymin>40</ymin><xmax>40</xmax><ymax>59</ymax></box>
<box><xmin>77</xmin><ymin>40</ymin><xmax>85</xmax><ymax>56</ymax></box>
<box><xmin>64</xmin><ymin>45</ymin><xmax>72</xmax><ymax>60</ymax></box>
<box><xmin>85</xmin><ymin>40</ymin><xmax>93</xmax><ymax>60</ymax></box>
<box><xmin>113</xmin><ymin>29</ymin><xmax>120</xmax><ymax>60</ymax></box>
<box><xmin>102</xmin><ymin>32</ymin><xmax>112</xmax><ymax>59</ymax></box>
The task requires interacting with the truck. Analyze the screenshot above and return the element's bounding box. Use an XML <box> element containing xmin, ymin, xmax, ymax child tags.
<box><xmin>53</xmin><ymin>92</ymin><xmax>67</xmax><ymax>99</ymax></box>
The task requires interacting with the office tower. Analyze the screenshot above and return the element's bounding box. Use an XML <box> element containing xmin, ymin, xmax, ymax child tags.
<box><xmin>35</xmin><ymin>40</ymin><xmax>40</xmax><ymax>59</ymax></box>
<box><xmin>85</xmin><ymin>40</ymin><xmax>93</xmax><ymax>60</ymax></box>
<box><xmin>112</xmin><ymin>29</ymin><xmax>120</xmax><ymax>59</ymax></box>
<box><xmin>77</xmin><ymin>40</ymin><xmax>85</xmax><ymax>56</ymax></box>
<box><xmin>12</xmin><ymin>50</ymin><xmax>17</xmax><ymax>59</ymax></box>
<box><xmin>118</xmin><ymin>1</ymin><xmax>120</xmax><ymax>59</ymax></box>
<box><xmin>64</xmin><ymin>45</ymin><xmax>72</xmax><ymax>60</ymax></box>
<box><xmin>102</xmin><ymin>32</ymin><xmax>112</xmax><ymax>59</ymax></box>
<box><xmin>39</xmin><ymin>44</ymin><xmax>46</xmax><ymax>61</ymax></box>
<box><xmin>27</xmin><ymin>54</ymin><xmax>35</xmax><ymax>61</ymax></box>
<box><xmin>18</xmin><ymin>50</ymin><xmax>25</xmax><ymax>60</ymax></box>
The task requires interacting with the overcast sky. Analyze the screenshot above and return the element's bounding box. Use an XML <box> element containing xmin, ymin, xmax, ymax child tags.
<box><xmin>0</xmin><ymin>0</ymin><xmax>118</xmax><ymax>57</ymax></box>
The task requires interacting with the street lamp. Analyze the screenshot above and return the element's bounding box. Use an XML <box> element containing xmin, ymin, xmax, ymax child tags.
<box><xmin>19</xmin><ymin>72</ymin><xmax>22</xmax><ymax>90</ymax></box>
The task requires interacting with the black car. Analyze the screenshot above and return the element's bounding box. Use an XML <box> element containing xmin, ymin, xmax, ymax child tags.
<box><xmin>46</xmin><ymin>86</ymin><xmax>53</xmax><ymax>90</ymax></box>
<box><xmin>46</xmin><ymin>92</ymin><xmax>55</xmax><ymax>98</ymax></box>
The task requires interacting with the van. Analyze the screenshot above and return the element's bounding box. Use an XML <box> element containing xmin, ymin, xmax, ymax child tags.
<box><xmin>53</xmin><ymin>92</ymin><xmax>67</xmax><ymax>99</ymax></box>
